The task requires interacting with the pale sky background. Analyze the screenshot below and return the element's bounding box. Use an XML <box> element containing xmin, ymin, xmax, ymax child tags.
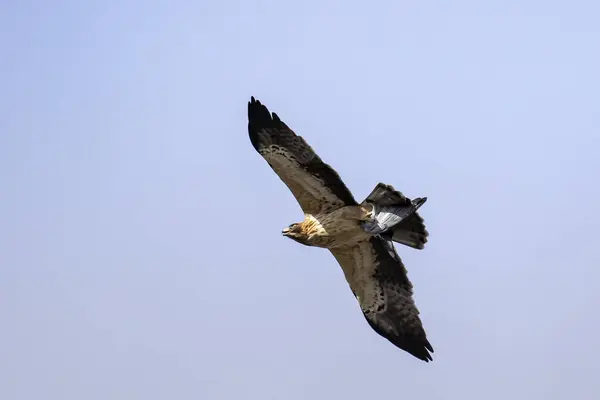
<box><xmin>2</xmin><ymin>1</ymin><xmax>600</xmax><ymax>399</ymax></box>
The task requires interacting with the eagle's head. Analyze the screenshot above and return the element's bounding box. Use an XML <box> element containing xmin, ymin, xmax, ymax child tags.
<box><xmin>282</xmin><ymin>223</ymin><xmax>310</xmax><ymax>245</ymax></box>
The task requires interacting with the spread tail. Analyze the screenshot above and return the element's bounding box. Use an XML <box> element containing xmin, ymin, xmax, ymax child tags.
<box><xmin>361</xmin><ymin>183</ymin><xmax>429</xmax><ymax>250</ymax></box>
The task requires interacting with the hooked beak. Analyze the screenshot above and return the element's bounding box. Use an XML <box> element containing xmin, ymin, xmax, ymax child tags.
<box><xmin>282</xmin><ymin>227</ymin><xmax>290</xmax><ymax>236</ymax></box>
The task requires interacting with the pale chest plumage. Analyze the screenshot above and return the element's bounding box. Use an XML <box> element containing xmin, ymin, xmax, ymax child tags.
<box><xmin>300</xmin><ymin>205</ymin><xmax>373</xmax><ymax>248</ymax></box>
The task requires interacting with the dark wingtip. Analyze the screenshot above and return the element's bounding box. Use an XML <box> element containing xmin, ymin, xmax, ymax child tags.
<box><xmin>247</xmin><ymin>97</ymin><xmax>289</xmax><ymax>151</ymax></box>
<box><xmin>426</xmin><ymin>341</ymin><xmax>434</xmax><ymax>353</ymax></box>
<box><xmin>363</xmin><ymin>309</ymin><xmax>434</xmax><ymax>363</ymax></box>
<box><xmin>413</xmin><ymin>344</ymin><xmax>434</xmax><ymax>362</ymax></box>
<box><xmin>248</xmin><ymin>96</ymin><xmax>272</xmax><ymax>150</ymax></box>
<box><xmin>412</xmin><ymin>341</ymin><xmax>434</xmax><ymax>362</ymax></box>
<box><xmin>247</xmin><ymin>96</ymin><xmax>272</xmax><ymax>126</ymax></box>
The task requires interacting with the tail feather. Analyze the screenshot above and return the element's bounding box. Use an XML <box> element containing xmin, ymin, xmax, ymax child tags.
<box><xmin>390</xmin><ymin>212</ymin><xmax>429</xmax><ymax>250</ymax></box>
<box><xmin>363</xmin><ymin>182</ymin><xmax>412</xmax><ymax>207</ymax></box>
<box><xmin>361</xmin><ymin>183</ymin><xmax>429</xmax><ymax>250</ymax></box>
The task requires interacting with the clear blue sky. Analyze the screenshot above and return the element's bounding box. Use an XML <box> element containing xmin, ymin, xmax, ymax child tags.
<box><xmin>2</xmin><ymin>1</ymin><xmax>599</xmax><ymax>399</ymax></box>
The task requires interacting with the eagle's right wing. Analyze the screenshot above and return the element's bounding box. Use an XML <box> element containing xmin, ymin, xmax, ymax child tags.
<box><xmin>247</xmin><ymin>97</ymin><xmax>357</xmax><ymax>215</ymax></box>
<box><xmin>330</xmin><ymin>236</ymin><xmax>433</xmax><ymax>362</ymax></box>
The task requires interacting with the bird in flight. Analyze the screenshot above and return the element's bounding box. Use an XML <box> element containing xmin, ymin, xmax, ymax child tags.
<box><xmin>247</xmin><ymin>97</ymin><xmax>434</xmax><ymax>362</ymax></box>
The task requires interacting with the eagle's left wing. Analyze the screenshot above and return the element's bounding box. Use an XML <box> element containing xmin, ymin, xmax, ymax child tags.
<box><xmin>247</xmin><ymin>97</ymin><xmax>357</xmax><ymax>215</ymax></box>
<box><xmin>330</xmin><ymin>237</ymin><xmax>434</xmax><ymax>362</ymax></box>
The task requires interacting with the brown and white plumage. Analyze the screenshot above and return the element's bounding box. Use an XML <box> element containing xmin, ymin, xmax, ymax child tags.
<box><xmin>330</xmin><ymin>238</ymin><xmax>433</xmax><ymax>361</ymax></box>
<box><xmin>247</xmin><ymin>97</ymin><xmax>356</xmax><ymax>215</ymax></box>
<box><xmin>247</xmin><ymin>96</ymin><xmax>434</xmax><ymax>362</ymax></box>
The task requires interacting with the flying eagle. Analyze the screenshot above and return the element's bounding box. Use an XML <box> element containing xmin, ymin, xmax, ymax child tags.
<box><xmin>247</xmin><ymin>97</ymin><xmax>434</xmax><ymax>362</ymax></box>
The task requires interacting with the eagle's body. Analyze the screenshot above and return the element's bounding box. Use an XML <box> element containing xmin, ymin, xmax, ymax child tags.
<box><xmin>247</xmin><ymin>97</ymin><xmax>434</xmax><ymax>362</ymax></box>
<box><xmin>289</xmin><ymin>205</ymin><xmax>374</xmax><ymax>248</ymax></box>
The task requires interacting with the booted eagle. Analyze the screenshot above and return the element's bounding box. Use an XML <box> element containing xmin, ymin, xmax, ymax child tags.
<box><xmin>247</xmin><ymin>97</ymin><xmax>433</xmax><ymax>362</ymax></box>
